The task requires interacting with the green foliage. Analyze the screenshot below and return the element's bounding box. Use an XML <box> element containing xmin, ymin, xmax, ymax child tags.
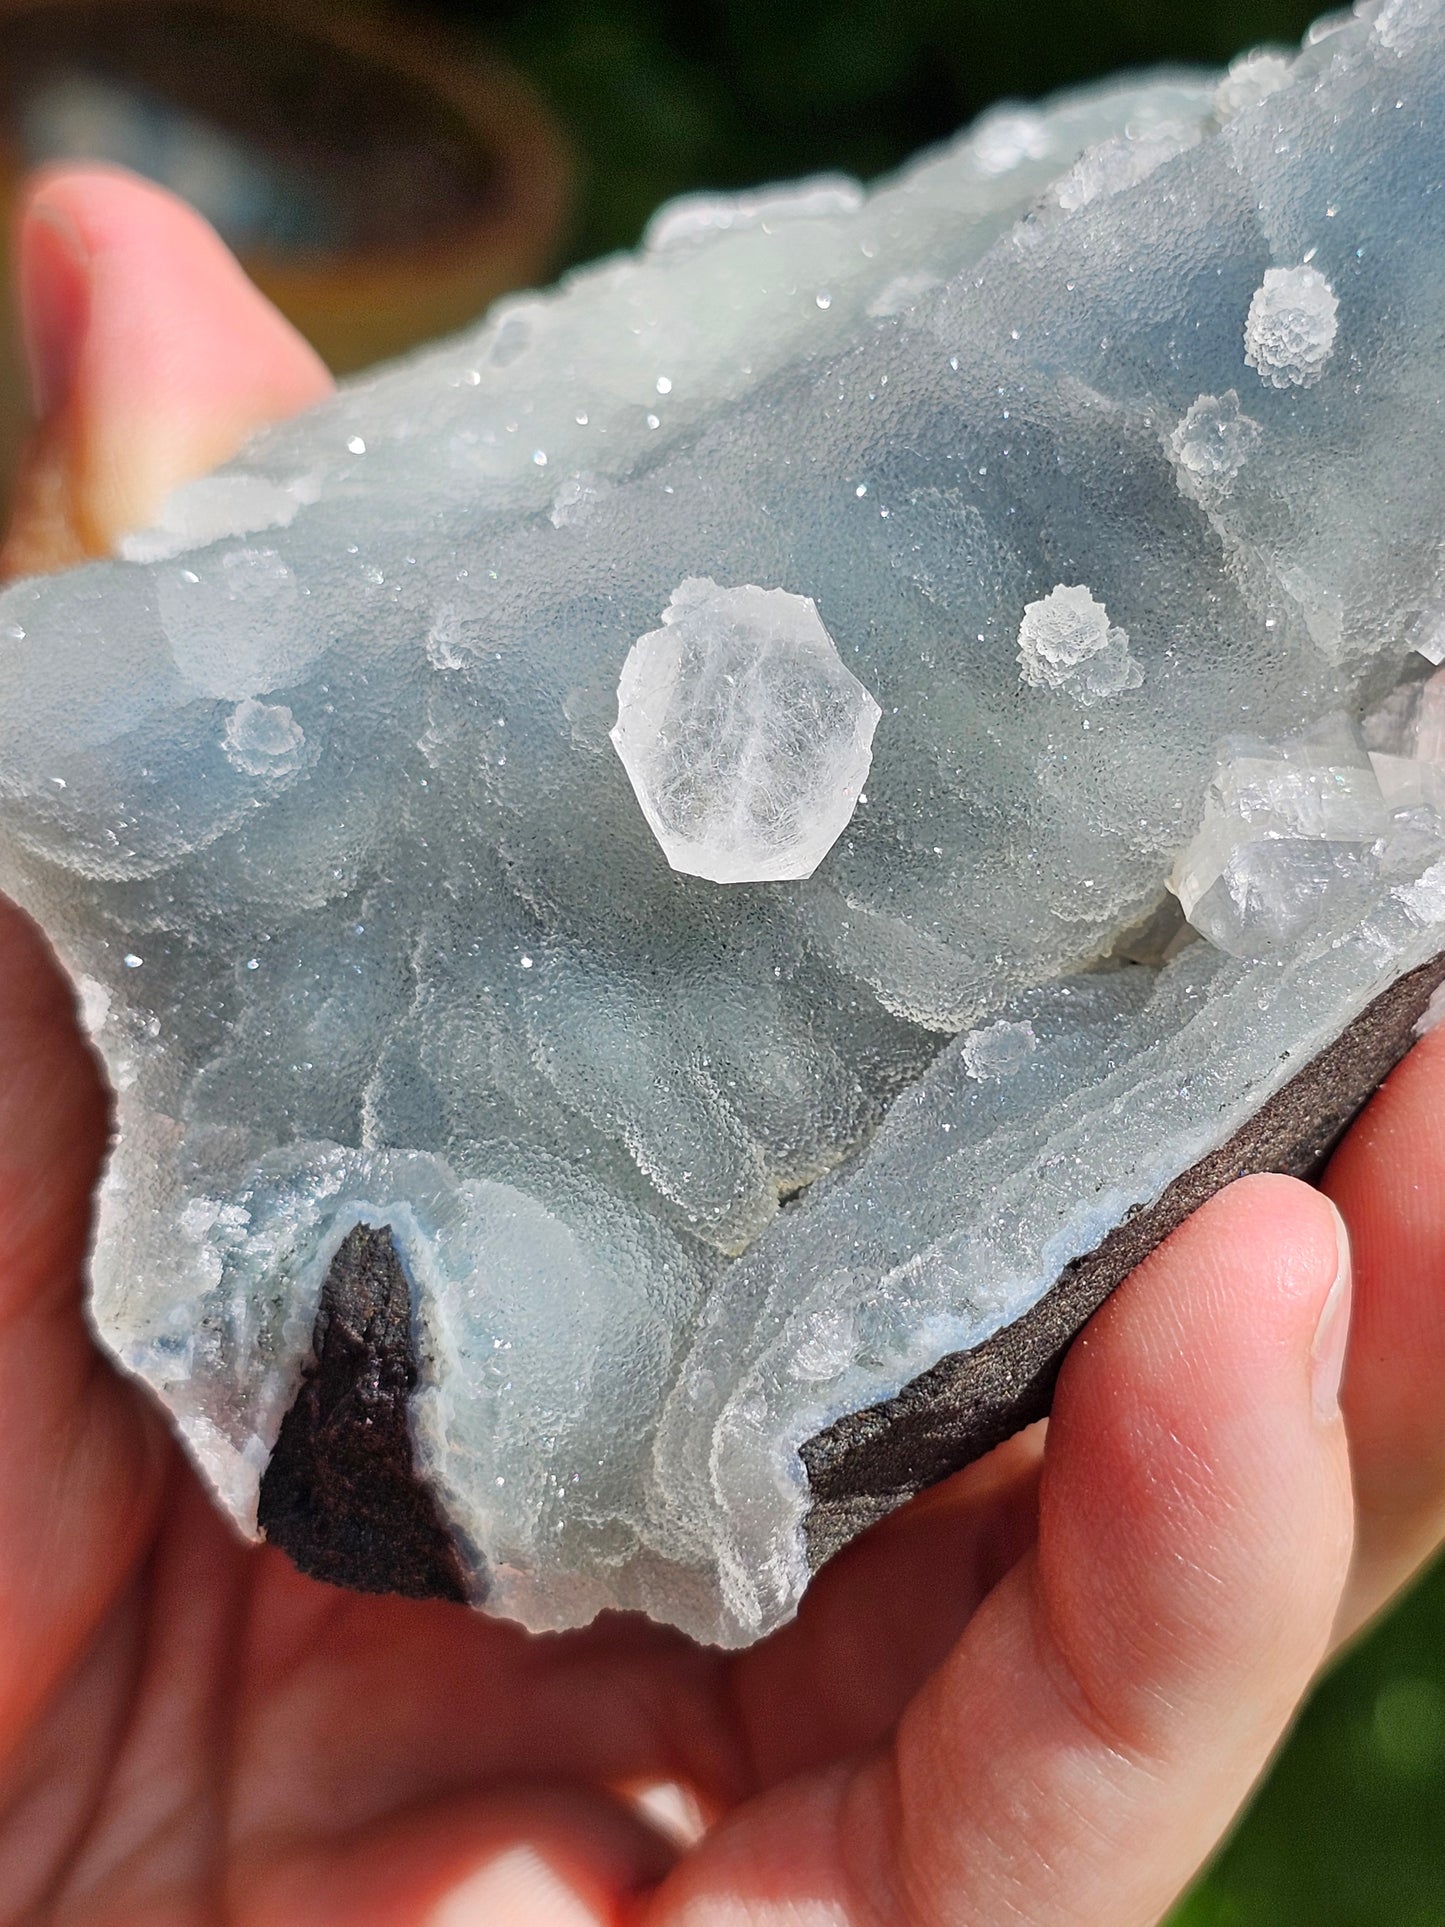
<box><xmin>1177</xmin><ymin>1553</ymin><xmax>1445</xmax><ymax>1924</ymax></box>
<box><xmin>438</xmin><ymin>0</ymin><xmax>1322</xmax><ymax>261</ymax></box>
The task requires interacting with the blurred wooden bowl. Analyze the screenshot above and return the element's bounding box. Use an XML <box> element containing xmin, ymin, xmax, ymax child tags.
<box><xmin>0</xmin><ymin>0</ymin><xmax>574</xmax><ymax>502</ymax></box>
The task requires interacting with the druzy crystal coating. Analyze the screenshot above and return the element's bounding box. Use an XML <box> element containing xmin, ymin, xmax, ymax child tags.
<box><xmin>1</xmin><ymin>0</ymin><xmax>1444</xmax><ymax>1647</ymax></box>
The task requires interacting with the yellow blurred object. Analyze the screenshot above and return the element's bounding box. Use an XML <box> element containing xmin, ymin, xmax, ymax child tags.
<box><xmin>0</xmin><ymin>0</ymin><xmax>575</xmax><ymax>503</ymax></box>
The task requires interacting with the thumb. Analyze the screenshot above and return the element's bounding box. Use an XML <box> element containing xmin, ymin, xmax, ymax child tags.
<box><xmin>1</xmin><ymin>163</ymin><xmax>332</xmax><ymax>579</ymax></box>
<box><xmin>648</xmin><ymin>1177</ymin><xmax>1356</xmax><ymax>1926</ymax></box>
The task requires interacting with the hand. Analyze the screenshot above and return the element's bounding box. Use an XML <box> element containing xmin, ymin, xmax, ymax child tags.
<box><xmin>2</xmin><ymin>166</ymin><xmax>1443</xmax><ymax>1927</ymax></box>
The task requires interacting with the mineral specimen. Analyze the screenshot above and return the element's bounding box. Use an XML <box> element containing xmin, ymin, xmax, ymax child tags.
<box><xmin>0</xmin><ymin>0</ymin><xmax>1443</xmax><ymax>1648</ymax></box>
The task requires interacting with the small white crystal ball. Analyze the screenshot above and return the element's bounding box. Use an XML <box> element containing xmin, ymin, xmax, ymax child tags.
<box><xmin>1243</xmin><ymin>263</ymin><xmax>1338</xmax><ymax>388</ymax></box>
<box><xmin>612</xmin><ymin>577</ymin><xmax>881</xmax><ymax>884</ymax></box>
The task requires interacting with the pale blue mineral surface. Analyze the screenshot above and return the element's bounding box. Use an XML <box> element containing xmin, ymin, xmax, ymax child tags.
<box><xmin>1</xmin><ymin>0</ymin><xmax>1443</xmax><ymax>1644</ymax></box>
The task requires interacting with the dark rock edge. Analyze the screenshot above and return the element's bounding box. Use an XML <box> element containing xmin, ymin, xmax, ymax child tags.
<box><xmin>257</xmin><ymin>1222</ymin><xmax>473</xmax><ymax>1602</ymax></box>
<box><xmin>802</xmin><ymin>946</ymin><xmax>1445</xmax><ymax>1568</ymax></box>
<box><xmin>260</xmin><ymin>949</ymin><xmax>1445</xmax><ymax>1604</ymax></box>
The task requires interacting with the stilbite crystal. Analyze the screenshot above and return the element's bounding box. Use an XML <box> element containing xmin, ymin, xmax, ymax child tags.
<box><xmin>0</xmin><ymin>1</ymin><xmax>1443</xmax><ymax>1646</ymax></box>
<box><xmin>1243</xmin><ymin>263</ymin><xmax>1340</xmax><ymax>388</ymax></box>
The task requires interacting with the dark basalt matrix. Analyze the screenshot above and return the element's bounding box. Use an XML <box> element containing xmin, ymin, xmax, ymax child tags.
<box><xmin>0</xmin><ymin>0</ymin><xmax>1443</xmax><ymax>1646</ymax></box>
<box><xmin>257</xmin><ymin>1224</ymin><xmax>471</xmax><ymax>1602</ymax></box>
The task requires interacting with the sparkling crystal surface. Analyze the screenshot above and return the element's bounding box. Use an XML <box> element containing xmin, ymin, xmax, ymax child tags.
<box><xmin>1</xmin><ymin>4</ymin><xmax>1445</xmax><ymax>1646</ymax></box>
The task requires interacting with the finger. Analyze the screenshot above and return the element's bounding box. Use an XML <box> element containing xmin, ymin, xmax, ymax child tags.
<box><xmin>1</xmin><ymin>163</ymin><xmax>331</xmax><ymax>579</ymax></box>
<box><xmin>0</xmin><ymin>889</ymin><xmax>171</xmax><ymax>1751</ymax></box>
<box><xmin>728</xmin><ymin>1424</ymin><xmax>1045</xmax><ymax>1787</ymax></box>
<box><xmin>0</xmin><ymin>166</ymin><xmax>330</xmax><ymax>1748</ymax></box>
<box><xmin>1324</xmin><ymin>1019</ymin><xmax>1445</xmax><ymax>1641</ymax></box>
<box><xmin>235</xmin><ymin>1783</ymin><xmax>677</xmax><ymax>1927</ymax></box>
<box><xmin>645</xmin><ymin>1176</ymin><xmax>1354</xmax><ymax>1926</ymax></box>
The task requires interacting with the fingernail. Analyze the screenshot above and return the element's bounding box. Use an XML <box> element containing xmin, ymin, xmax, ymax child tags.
<box><xmin>19</xmin><ymin>201</ymin><xmax>90</xmax><ymax>421</ymax></box>
<box><xmin>1310</xmin><ymin>1202</ymin><xmax>1353</xmax><ymax>1424</ymax></box>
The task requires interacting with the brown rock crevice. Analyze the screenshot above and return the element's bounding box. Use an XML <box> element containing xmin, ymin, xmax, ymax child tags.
<box><xmin>257</xmin><ymin>1221</ymin><xmax>473</xmax><ymax>1603</ymax></box>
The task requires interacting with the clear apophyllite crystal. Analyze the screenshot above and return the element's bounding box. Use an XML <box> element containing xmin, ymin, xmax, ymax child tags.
<box><xmin>1170</xmin><ymin>717</ymin><xmax>1391</xmax><ymax>957</ymax></box>
<box><xmin>962</xmin><ymin>1020</ymin><xmax>1037</xmax><ymax>1079</ymax></box>
<box><xmin>1170</xmin><ymin>670</ymin><xmax>1445</xmax><ymax>957</ymax></box>
<box><xmin>1</xmin><ymin>0</ymin><xmax>1444</xmax><ymax>1647</ymax></box>
<box><xmin>611</xmin><ymin>579</ymin><xmax>881</xmax><ymax>885</ymax></box>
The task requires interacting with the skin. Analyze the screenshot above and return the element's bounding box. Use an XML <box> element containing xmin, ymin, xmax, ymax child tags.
<box><xmin>0</xmin><ymin>165</ymin><xmax>1444</xmax><ymax>1927</ymax></box>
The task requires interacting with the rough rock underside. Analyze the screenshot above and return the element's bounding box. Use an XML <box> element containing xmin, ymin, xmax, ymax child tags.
<box><xmin>1</xmin><ymin>0</ymin><xmax>1444</xmax><ymax>1646</ymax></box>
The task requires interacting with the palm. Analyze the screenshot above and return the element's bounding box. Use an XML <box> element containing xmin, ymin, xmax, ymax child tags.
<box><xmin>5</xmin><ymin>167</ymin><xmax>1445</xmax><ymax>1927</ymax></box>
<box><xmin>0</xmin><ymin>904</ymin><xmax>1035</xmax><ymax>1917</ymax></box>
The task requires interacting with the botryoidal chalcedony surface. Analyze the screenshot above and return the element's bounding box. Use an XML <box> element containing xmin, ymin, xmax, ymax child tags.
<box><xmin>0</xmin><ymin>0</ymin><xmax>1442</xmax><ymax>1646</ymax></box>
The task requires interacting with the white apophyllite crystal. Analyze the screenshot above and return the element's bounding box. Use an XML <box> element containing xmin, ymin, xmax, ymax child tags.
<box><xmin>1170</xmin><ymin>718</ymin><xmax>1386</xmax><ymax>955</ymax></box>
<box><xmin>549</xmin><ymin>472</ymin><xmax>609</xmax><ymax>529</ymax></box>
<box><xmin>222</xmin><ymin>699</ymin><xmax>306</xmax><ymax>777</ymax></box>
<box><xmin>1412</xmin><ymin>608</ymin><xmax>1445</xmax><ymax>665</ymax></box>
<box><xmin>644</xmin><ymin>175</ymin><xmax>864</xmax><ymax>251</ymax></box>
<box><xmin>117</xmin><ymin>472</ymin><xmax>321</xmax><ymax>564</ymax></box>
<box><xmin>1400</xmin><ymin>857</ymin><xmax>1445</xmax><ymax>923</ymax></box>
<box><xmin>1016</xmin><ymin>584</ymin><xmax>1140</xmax><ymax>701</ymax></box>
<box><xmin>1244</xmin><ymin>264</ymin><xmax>1339</xmax><ymax>388</ymax></box>
<box><xmin>1213</xmin><ymin>49</ymin><xmax>1294</xmax><ymax>120</ymax></box>
<box><xmin>962</xmin><ymin>1020</ymin><xmax>1037</xmax><ymax>1079</ymax></box>
<box><xmin>1168</xmin><ymin>699</ymin><xmax>1445</xmax><ymax>957</ymax></box>
<box><xmin>75</xmin><ymin>974</ymin><xmax>112</xmax><ymax>1037</ymax></box>
<box><xmin>1169</xmin><ymin>391</ymin><xmax>1262</xmax><ymax>504</ymax></box>
<box><xmin>866</xmin><ymin>272</ymin><xmax>944</xmax><ymax>318</ymax></box>
<box><xmin>1376</xmin><ymin>0</ymin><xmax>1432</xmax><ymax>56</ymax></box>
<box><xmin>970</xmin><ymin>108</ymin><xmax>1050</xmax><ymax>176</ymax></box>
<box><xmin>159</xmin><ymin>547</ymin><xmax>321</xmax><ymax>699</ymax></box>
<box><xmin>1416</xmin><ymin>976</ymin><xmax>1445</xmax><ymax>1038</ymax></box>
<box><xmin>611</xmin><ymin>579</ymin><xmax>881</xmax><ymax>885</ymax></box>
<box><xmin>1052</xmin><ymin>120</ymin><xmax>1199</xmax><ymax>211</ymax></box>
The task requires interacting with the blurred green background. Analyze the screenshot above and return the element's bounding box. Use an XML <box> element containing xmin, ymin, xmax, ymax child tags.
<box><xmin>1</xmin><ymin>0</ymin><xmax>1440</xmax><ymax>1914</ymax></box>
<box><xmin>452</xmin><ymin>0</ymin><xmax>1326</xmax><ymax>266</ymax></box>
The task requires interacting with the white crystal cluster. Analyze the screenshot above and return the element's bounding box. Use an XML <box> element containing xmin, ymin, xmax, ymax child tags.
<box><xmin>1</xmin><ymin>1</ymin><xmax>1444</xmax><ymax>1646</ymax></box>
<box><xmin>1243</xmin><ymin>263</ymin><xmax>1339</xmax><ymax>387</ymax></box>
<box><xmin>1174</xmin><ymin>671</ymin><xmax>1445</xmax><ymax>956</ymax></box>
<box><xmin>962</xmin><ymin>1019</ymin><xmax>1037</xmax><ymax>1079</ymax></box>
<box><xmin>1015</xmin><ymin>583</ymin><xmax>1140</xmax><ymax>702</ymax></box>
<box><xmin>610</xmin><ymin>579</ymin><xmax>880</xmax><ymax>884</ymax></box>
<box><xmin>1168</xmin><ymin>391</ymin><xmax>1262</xmax><ymax>505</ymax></box>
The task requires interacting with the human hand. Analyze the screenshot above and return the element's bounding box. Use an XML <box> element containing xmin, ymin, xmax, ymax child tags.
<box><xmin>2</xmin><ymin>166</ymin><xmax>1444</xmax><ymax>1927</ymax></box>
